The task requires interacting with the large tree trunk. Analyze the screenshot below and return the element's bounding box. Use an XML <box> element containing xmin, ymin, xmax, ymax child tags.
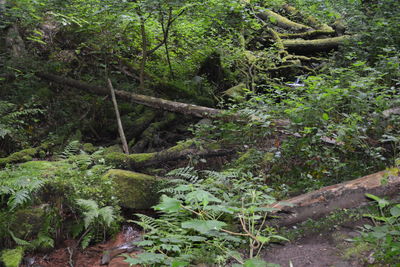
<box><xmin>36</xmin><ymin>72</ymin><xmax>227</xmax><ymax>119</ymax></box>
<box><xmin>271</xmin><ymin>168</ymin><xmax>400</xmax><ymax>226</ymax></box>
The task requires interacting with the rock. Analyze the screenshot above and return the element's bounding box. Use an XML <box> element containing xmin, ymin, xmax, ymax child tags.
<box><xmin>104</xmin><ymin>169</ymin><xmax>165</xmax><ymax>209</ymax></box>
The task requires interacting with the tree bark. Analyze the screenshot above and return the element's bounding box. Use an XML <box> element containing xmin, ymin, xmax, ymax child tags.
<box><xmin>271</xmin><ymin>168</ymin><xmax>400</xmax><ymax>226</ymax></box>
<box><xmin>36</xmin><ymin>72</ymin><xmax>228</xmax><ymax>119</ymax></box>
<box><xmin>5</xmin><ymin>24</ymin><xmax>26</xmax><ymax>58</ymax></box>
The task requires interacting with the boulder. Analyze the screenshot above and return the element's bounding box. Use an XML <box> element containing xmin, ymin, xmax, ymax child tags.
<box><xmin>104</xmin><ymin>169</ymin><xmax>165</xmax><ymax>209</ymax></box>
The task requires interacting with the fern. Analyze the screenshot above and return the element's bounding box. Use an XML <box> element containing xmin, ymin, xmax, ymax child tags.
<box><xmin>59</xmin><ymin>140</ymin><xmax>81</xmax><ymax>159</ymax></box>
<box><xmin>167</xmin><ymin>167</ymin><xmax>201</xmax><ymax>183</ymax></box>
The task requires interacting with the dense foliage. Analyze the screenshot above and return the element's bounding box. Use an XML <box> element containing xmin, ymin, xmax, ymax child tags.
<box><xmin>1</xmin><ymin>0</ymin><xmax>399</xmax><ymax>266</ymax></box>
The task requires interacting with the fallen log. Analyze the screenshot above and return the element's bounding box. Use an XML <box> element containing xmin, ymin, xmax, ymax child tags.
<box><xmin>36</xmin><ymin>72</ymin><xmax>227</xmax><ymax>119</ymax></box>
<box><xmin>271</xmin><ymin>168</ymin><xmax>400</xmax><ymax>226</ymax></box>
<box><xmin>257</xmin><ymin>10</ymin><xmax>312</xmax><ymax>32</ymax></box>
<box><xmin>282</xmin><ymin>35</ymin><xmax>351</xmax><ymax>53</ymax></box>
<box><xmin>102</xmin><ymin>140</ymin><xmax>234</xmax><ymax>169</ymax></box>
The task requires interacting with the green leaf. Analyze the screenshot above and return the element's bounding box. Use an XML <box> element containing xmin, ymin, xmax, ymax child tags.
<box><xmin>154</xmin><ymin>195</ymin><xmax>182</xmax><ymax>213</ymax></box>
<box><xmin>186</xmin><ymin>189</ymin><xmax>221</xmax><ymax>206</ymax></box>
<box><xmin>181</xmin><ymin>219</ymin><xmax>226</xmax><ymax>234</ymax></box>
<box><xmin>390</xmin><ymin>206</ymin><xmax>400</xmax><ymax>217</ymax></box>
<box><xmin>256</xmin><ymin>235</ymin><xmax>270</xmax><ymax>244</ymax></box>
<box><xmin>171</xmin><ymin>260</ymin><xmax>190</xmax><ymax>267</ymax></box>
<box><xmin>365</xmin><ymin>193</ymin><xmax>390</xmax><ymax>208</ymax></box>
<box><xmin>243</xmin><ymin>258</ymin><xmax>268</xmax><ymax>267</ymax></box>
<box><xmin>322</xmin><ymin>113</ymin><xmax>329</xmax><ymax>121</ymax></box>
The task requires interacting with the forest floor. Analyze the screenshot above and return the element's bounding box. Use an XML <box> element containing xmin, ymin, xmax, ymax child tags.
<box><xmin>25</xmin><ymin>218</ymin><xmax>373</xmax><ymax>267</ymax></box>
<box><xmin>263</xmin><ymin>222</ymin><xmax>369</xmax><ymax>267</ymax></box>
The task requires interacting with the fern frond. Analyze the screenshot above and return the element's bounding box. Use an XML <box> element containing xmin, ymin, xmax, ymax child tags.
<box><xmin>8</xmin><ymin>190</ymin><xmax>31</xmax><ymax>210</ymax></box>
<box><xmin>59</xmin><ymin>140</ymin><xmax>81</xmax><ymax>159</ymax></box>
<box><xmin>167</xmin><ymin>167</ymin><xmax>200</xmax><ymax>183</ymax></box>
<box><xmin>98</xmin><ymin>206</ymin><xmax>115</xmax><ymax>227</ymax></box>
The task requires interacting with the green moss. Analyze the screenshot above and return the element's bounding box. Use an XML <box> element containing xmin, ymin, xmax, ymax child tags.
<box><xmin>166</xmin><ymin>140</ymin><xmax>195</xmax><ymax>153</ymax></box>
<box><xmin>104</xmin><ymin>169</ymin><xmax>165</xmax><ymax>209</ymax></box>
<box><xmin>0</xmin><ymin>148</ymin><xmax>38</xmax><ymax>167</ymax></box>
<box><xmin>82</xmin><ymin>143</ymin><xmax>96</xmax><ymax>154</ymax></box>
<box><xmin>343</xmin><ymin>242</ymin><xmax>372</xmax><ymax>261</ymax></box>
<box><xmin>1</xmin><ymin>247</ymin><xmax>24</xmax><ymax>267</ymax></box>
<box><xmin>128</xmin><ymin>153</ymin><xmax>155</xmax><ymax>163</ymax></box>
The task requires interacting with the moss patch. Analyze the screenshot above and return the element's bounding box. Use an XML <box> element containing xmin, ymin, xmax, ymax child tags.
<box><xmin>1</xmin><ymin>247</ymin><xmax>24</xmax><ymax>267</ymax></box>
<box><xmin>104</xmin><ymin>169</ymin><xmax>165</xmax><ymax>209</ymax></box>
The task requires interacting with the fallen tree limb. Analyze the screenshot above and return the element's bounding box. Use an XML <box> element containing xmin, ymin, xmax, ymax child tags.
<box><xmin>279</xmin><ymin>29</ymin><xmax>335</xmax><ymax>40</ymax></box>
<box><xmin>102</xmin><ymin>140</ymin><xmax>234</xmax><ymax>169</ymax></box>
<box><xmin>271</xmin><ymin>168</ymin><xmax>400</xmax><ymax>226</ymax></box>
<box><xmin>36</xmin><ymin>72</ymin><xmax>227</xmax><ymax>119</ymax></box>
<box><xmin>257</xmin><ymin>10</ymin><xmax>312</xmax><ymax>32</ymax></box>
<box><xmin>282</xmin><ymin>35</ymin><xmax>351</xmax><ymax>53</ymax></box>
<box><xmin>282</xmin><ymin>4</ymin><xmax>334</xmax><ymax>33</ymax></box>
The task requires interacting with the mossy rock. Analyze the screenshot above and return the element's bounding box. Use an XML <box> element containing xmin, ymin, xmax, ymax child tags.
<box><xmin>1</xmin><ymin>247</ymin><xmax>24</xmax><ymax>267</ymax></box>
<box><xmin>104</xmin><ymin>169</ymin><xmax>166</xmax><ymax>209</ymax></box>
<box><xmin>0</xmin><ymin>148</ymin><xmax>37</xmax><ymax>167</ymax></box>
<box><xmin>9</xmin><ymin>207</ymin><xmax>47</xmax><ymax>239</ymax></box>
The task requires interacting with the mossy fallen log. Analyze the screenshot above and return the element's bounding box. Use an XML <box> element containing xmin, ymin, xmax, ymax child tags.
<box><xmin>36</xmin><ymin>72</ymin><xmax>227</xmax><ymax>119</ymax></box>
<box><xmin>271</xmin><ymin>168</ymin><xmax>400</xmax><ymax>226</ymax></box>
<box><xmin>103</xmin><ymin>140</ymin><xmax>233</xmax><ymax>169</ymax></box>
<box><xmin>282</xmin><ymin>4</ymin><xmax>334</xmax><ymax>32</ymax></box>
<box><xmin>279</xmin><ymin>29</ymin><xmax>335</xmax><ymax>40</ymax></box>
<box><xmin>282</xmin><ymin>35</ymin><xmax>351</xmax><ymax>53</ymax></box>
<box><xmin>258</xmin><ymin>10</ymin><xmax>312</xmax><ymax>32</ymax></box>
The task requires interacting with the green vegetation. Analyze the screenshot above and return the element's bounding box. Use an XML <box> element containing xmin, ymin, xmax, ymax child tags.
<box><xmin>354</xmin><ymin>194</ymin><xmax>400</xmax><ymax>265</ymax></box>
<box><xmin>1</xmin><ymin>0</ymin><xmax>399</xmax><ymax>265</ymax></box>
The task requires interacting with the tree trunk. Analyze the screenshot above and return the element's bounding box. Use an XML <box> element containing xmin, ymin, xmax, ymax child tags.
<box><xmin>36</xmin><ymin>72</ymin><xmax>229</xmax><ymax>119</ymax></box>
<box><xmin>271</xmin><ymin>168</ymin><xmax>400</xmax><ymax>226</ymax></box>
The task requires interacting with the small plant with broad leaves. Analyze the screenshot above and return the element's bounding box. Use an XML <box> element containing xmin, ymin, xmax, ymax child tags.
<box><xmin>354</xmin><ymin>193</ymin><xmax>400</xmax><ymax>264</ymax></box>
<box><xmin>124</xmin><ymin>168</ymin><xmax>286</xmax><ymax>266</ymax></box>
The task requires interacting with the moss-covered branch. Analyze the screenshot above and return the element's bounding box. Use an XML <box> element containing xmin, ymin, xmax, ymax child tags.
<box><xmin>36</xmin><ymin>72</ymin><xmax>228</xmax><ymax>119</ymax></box>
<box><xmin>103</xmin><ymin>140</ymin><xmax>233</xmax><ymax>169</ymax></box>
<box><xmin>279</xmin><ymin>29</ymin><xmax>335</xmax><ymax>40</ymax></box>
<box><xmin>258</xmin><ymin>10</ymin><xmax>312</xmax><ymax>32</ymax></box>
<box><xmin>282</xmin><ymin>35</ymin><xmax>351</xmax><ymax>53</ymax></box>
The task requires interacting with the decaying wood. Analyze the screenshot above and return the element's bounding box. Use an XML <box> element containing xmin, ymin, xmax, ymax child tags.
<box><xmin>282</xmin><ymin>35</ymin><xmax>351</xmax><ymax>53</ymax></box>
<box><xmin>103</xmin><ymin>140</ymin><xmax>234</xmax><ymax>169</ymax></box>
<box><xmin>271</xmin><ymin>168</ymin><xmax>400</xmax><ymax>226</ymax></box>
<box><xmin>257</xmin><ymin>10</ymin><xmax>312</xmax><ymax>32</ymax></box>
<box><xmin>108</xmin><ymin>78</ymin><xmax>129</xmax><ymax>154</ymax></box>
<box><xmin>36</xmin><ymin>72</ymin><xmax>227</xmax><ymax>119</ymax></box>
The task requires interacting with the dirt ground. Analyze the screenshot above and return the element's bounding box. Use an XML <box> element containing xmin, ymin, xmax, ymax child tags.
<box><xmin>262</xmin><ymin>225</ymin><xmax>370</xmax><ymax>267</ymax></box>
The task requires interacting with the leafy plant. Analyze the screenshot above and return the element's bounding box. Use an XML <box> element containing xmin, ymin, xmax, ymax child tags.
<box><xmin>125</xmin><ymin>168</ymin><xmax>286</xmax><ymax>266</ymax></box>
<box><xmin>354</xmin><ymin>194</ymin><xmax>400</xmax><ymax>264</ymax></box>
<box><xmin>74</xmin><ymin>199</ymin><xmax>117</xmax><ymax>249</ymax></box>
